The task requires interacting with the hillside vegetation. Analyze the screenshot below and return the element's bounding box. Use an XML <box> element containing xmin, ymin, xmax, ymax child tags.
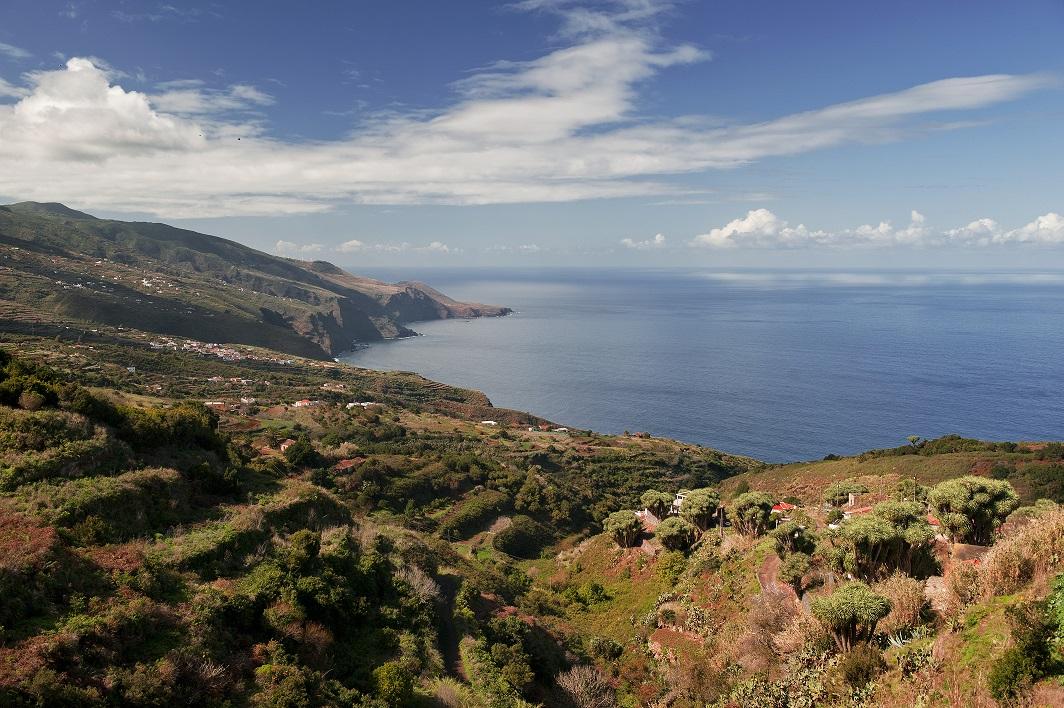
<box><xmin>2</xmin><ymin>213</ymin><xmax>1064</xmax><ymax>706</ymax></box>
<box><xmin>2</xmin><ymin>328</ymin><xmax>1064</xmax><ymax>707</ymax></box>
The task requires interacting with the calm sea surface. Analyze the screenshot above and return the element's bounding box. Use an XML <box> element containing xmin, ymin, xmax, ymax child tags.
<box><xmin>341</xmin><ymin>268</ymin><xmax>1064</xmax><ymax>462</ymax></box>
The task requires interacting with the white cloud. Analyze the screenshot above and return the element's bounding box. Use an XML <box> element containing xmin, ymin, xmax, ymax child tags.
<box><xmin>275</xmin><ymin>240</ymin><xmax>324</xmax><ymax>256</ymax></box>
<box><xmin>621</xmin><ymin>232</ymin><xmax>666</xmax><ymax>249</ymax></box>
<box><xmin>691</xmin><ymin>209</ymin><xmax>1064</xmax><ymax>249</ymax></box>
<box><xmin>1003</xmin><ymin>212</ymin><xmax>1064</xmax><ymax>244</ymax></box>
<box><xmin>0</xmin><ymin>42</ymin><xmax>31</xmax><ymax>60</ymax></box>
<box><xmin>337</xmin><ymin>239</ymin><xmax>366</xmax><ymax>252</ymax></box>
<box><xmin>0</xmin><ymin>1</ymin><xmax>1053</xmax><ymax>217</ymax></box>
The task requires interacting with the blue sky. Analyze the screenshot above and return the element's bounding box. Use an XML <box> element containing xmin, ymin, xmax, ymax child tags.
<box><xmin>0</xmin><ymin>0</ymin><xmax>1062</xmax><ymax>267</ymax></box>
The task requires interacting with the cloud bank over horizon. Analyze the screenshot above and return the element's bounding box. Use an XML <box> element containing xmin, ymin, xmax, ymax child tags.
<box><xmin>690</xmin><ymin>209</ymin><xmax>1064</xmax><ymax>249</ymax></box>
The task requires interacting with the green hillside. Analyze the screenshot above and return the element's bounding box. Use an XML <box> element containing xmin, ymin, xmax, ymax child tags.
<box><xmin>2</xmin><ymin>323</ymin><xmax>1064</xmax><ymax>706</ymax></box>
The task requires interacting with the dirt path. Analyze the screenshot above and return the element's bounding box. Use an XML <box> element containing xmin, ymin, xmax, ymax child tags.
<box><xmin>757</xmin><ymin>553</ymin><xmax>798</xmax><ymax>602</ymax></box>
<box><xmin>435</xmin><ymin>571</ymin><xmax>467</xmax><ymax>679</ymax></box>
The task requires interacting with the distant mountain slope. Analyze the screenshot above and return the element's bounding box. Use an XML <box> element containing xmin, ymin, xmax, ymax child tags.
<box><xmin>0</xmin><ymin>202</ymin><xmax>509</xmax><ymax>359</ymax></box>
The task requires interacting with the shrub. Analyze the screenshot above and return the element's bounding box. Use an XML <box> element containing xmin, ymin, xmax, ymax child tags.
<box><xmin>493</xmin><ymin>515</ymin><xmax>549</xmax><ymax>558</ymax></box>
<box><xmin>835</xmin><ymin>643</ymin><xmax>886</xmax><ymax>689</ymax></box>
<box><xmin>587</xmin><ymin>636</ymin><xmax>623</xmax><ymax>660</ymax></box>
<box><xmin>987</xmin><ymin>598</ymin><xmax>1057</xmax><ymax>704</ymax></box>
<box><xmin>656</xmin><ymin>550</ymin><xmax>687</xmax><ymax>584</ymax></box>
<box><xmin>556</xmin><ymin>664</ymin><xmax>618</xmax><ymax>708</ymax></box>
<box><xmin>981</xmin><ymin>508</ymin><xmax>1064</xmax><ymax>596</ymax></box>
<box><xmin>373</xmin><ymin>661</ymin><xmax>414</xmax><ymax>706</ymax></box>
<box><xmin>872</xmin><ymin>573</ymin><xmax>927</xmax><ymax>637</ymax></box>
<box><xmin>438</xmin><ymin>490</ymin><xmax>509</xmax><ymax>541</ymax></box>
<box><xmin>987</xmin><ymin>648</ymin><xmax>1040</xmax><ymax>704</ymax></box>
<box><xmin>944</xmin><ymin>561</ymin><xmax>981</xmax><ymax>615</ymax></box>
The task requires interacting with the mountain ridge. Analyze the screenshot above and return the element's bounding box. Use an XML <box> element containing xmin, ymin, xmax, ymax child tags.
<box><xmin>0</xmin><ymin>202</ymin><xmax>510</xmax><ymax>359</ymax></box>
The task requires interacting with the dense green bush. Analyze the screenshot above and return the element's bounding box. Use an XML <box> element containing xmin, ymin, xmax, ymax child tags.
<box><xmin>438</xmin><ymin>490</ymin><xmax>509</xmax><ymax>540</ymax></box>
<box><xmin>492</xmin><ymin>515</ymin><xmax>549</xmax><ymax>558</ymax></box>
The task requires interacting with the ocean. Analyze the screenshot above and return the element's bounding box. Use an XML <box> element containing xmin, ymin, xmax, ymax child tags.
<box><xmin>341</xmin><ymin>268</ymin><xmax>1064</xmax><ymax>462</ymax></box>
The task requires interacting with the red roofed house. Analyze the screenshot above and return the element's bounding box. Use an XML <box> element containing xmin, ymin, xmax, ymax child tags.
<box><xmin>771</xmin><ymin>502</ymin><xmax>797</xmax><ymax>514</ymax></box>
<box><xmin>279</xmin><ymin>438</ymin><xmax>297</xmax><ymax>452</ymax></box>
<box><xmin>843</xmin><ymin>505</ymin><xmax>874</xmax><ymax>519</ymax></box>
<box><xmin>334</xmin><ymin>457</ymin><xmax>365</xmax><ymax>471</ymax></box>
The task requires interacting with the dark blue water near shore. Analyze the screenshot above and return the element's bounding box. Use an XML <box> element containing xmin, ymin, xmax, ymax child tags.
<box><xmin>341</xmin><ymin>268</ymin><xmax>1064</xmax><ymax>462</ymax></box>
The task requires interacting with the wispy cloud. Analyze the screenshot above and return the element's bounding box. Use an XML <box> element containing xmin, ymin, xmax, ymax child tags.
<box><xmin>0</xmin><ymin>77</ymin><xmax>27</xmax><ymax>98</ymax></box>
<box><xmin>0</xmin><ymin>0</ymin><xmax>1054</xmax><ymax>217</ymax></box>
<box><xmin>0</xmin><ymin>42</ymin><xmax>31</xmax><ymax>61</ymax></box>
<box><xmin>111</xmin><ymin>4</ymin><xmax>214</xmax><ymax>23</ymax></box>
<box><xmin>338</xmin><ymin>239</ymin><xmax>455</xmax><ymax>254</ymax></box>
<box><xmin>690</xmin><ymin>209</ymin><xmax>1064</xmax><ymax>249</ymax></box>
<box><xmin>150</xmin><ymin>81</ymin><xmax>274</xmax><ymax>115</ymax></box>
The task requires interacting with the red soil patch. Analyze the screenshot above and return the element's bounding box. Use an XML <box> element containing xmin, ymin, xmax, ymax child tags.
<box><xmin>648</xmin><ymin>627</ymin><xmax>704</xmax><ymax>663</ymax></box>
<box><xmin>0</xmin><ymin>635</ymin><xmax>52</xmax><ymax>687</ymax></box>
<box><xmin>84</xmin><ymin>542</ymin><xmax>145</xmax><ymax>574</ymax></box>
<box><xmin>0</xmin><ymin>506</ymin><xmax>58</xmax><ymax>573</ymax></box>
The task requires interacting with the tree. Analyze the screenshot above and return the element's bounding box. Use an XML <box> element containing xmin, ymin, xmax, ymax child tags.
<box><xmin>770</xmin><ymin>521</ymin><xmax>817</xmax><ymax>556</ymax></box>
<box><xmin>811</xmin><ymin>582</ymin><xmax>891</xmax><ymax>652</ymax></box>
<box><xmin>892</xmin><ymin>478</ymin><xmax>928</xmax><ymax>504</ymax></box>
<box><xmin>283</xmin><ymin>436</ymin><xmax>318</xmax><ymax>467</ymax></box>
<box><xmin>731</xmin><ymin>492</ymin><xmax>774</xmax><ymax>537</ymax></box>
<box><xmin>656</xmin><ymin>516</ymin><xmax>697</xmax><ymax>551</ymax></box>
<box><xmin>829</xmin><ymin>501</ymin><xmax>935</xmax><ymax>580</ymax></box>
<box><xmin>640</xmin><ymin>490</ymin><xmax>673</xmax><ymax>519</ymax></box>
<box><xmin>603</xmin><ymin>510</ymin><xmax>642</xmax><ymax>548</ymax></box>
<box><xmin>778</xmin><ymin>552</ymin><xmax>811</xmax><ymax>595</ymax></box>
<box><xmin>928</xmin><ymin>476</ymin><xmax>1019</xmax><ymax>544</ymax></box>
<box><xmin>373</xmin><ymin>661</ymin><xmax>414</xmax><ymax>706</ymax></box>
<box><xmin>823</xmin><ymin>480</ymin><xmax>869</xmax><ymax>507</ymax></box>
<box><xmin>679</xmin><ymin>487</ymin><xmax>720</xmax><ymax>531</ymax></box>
